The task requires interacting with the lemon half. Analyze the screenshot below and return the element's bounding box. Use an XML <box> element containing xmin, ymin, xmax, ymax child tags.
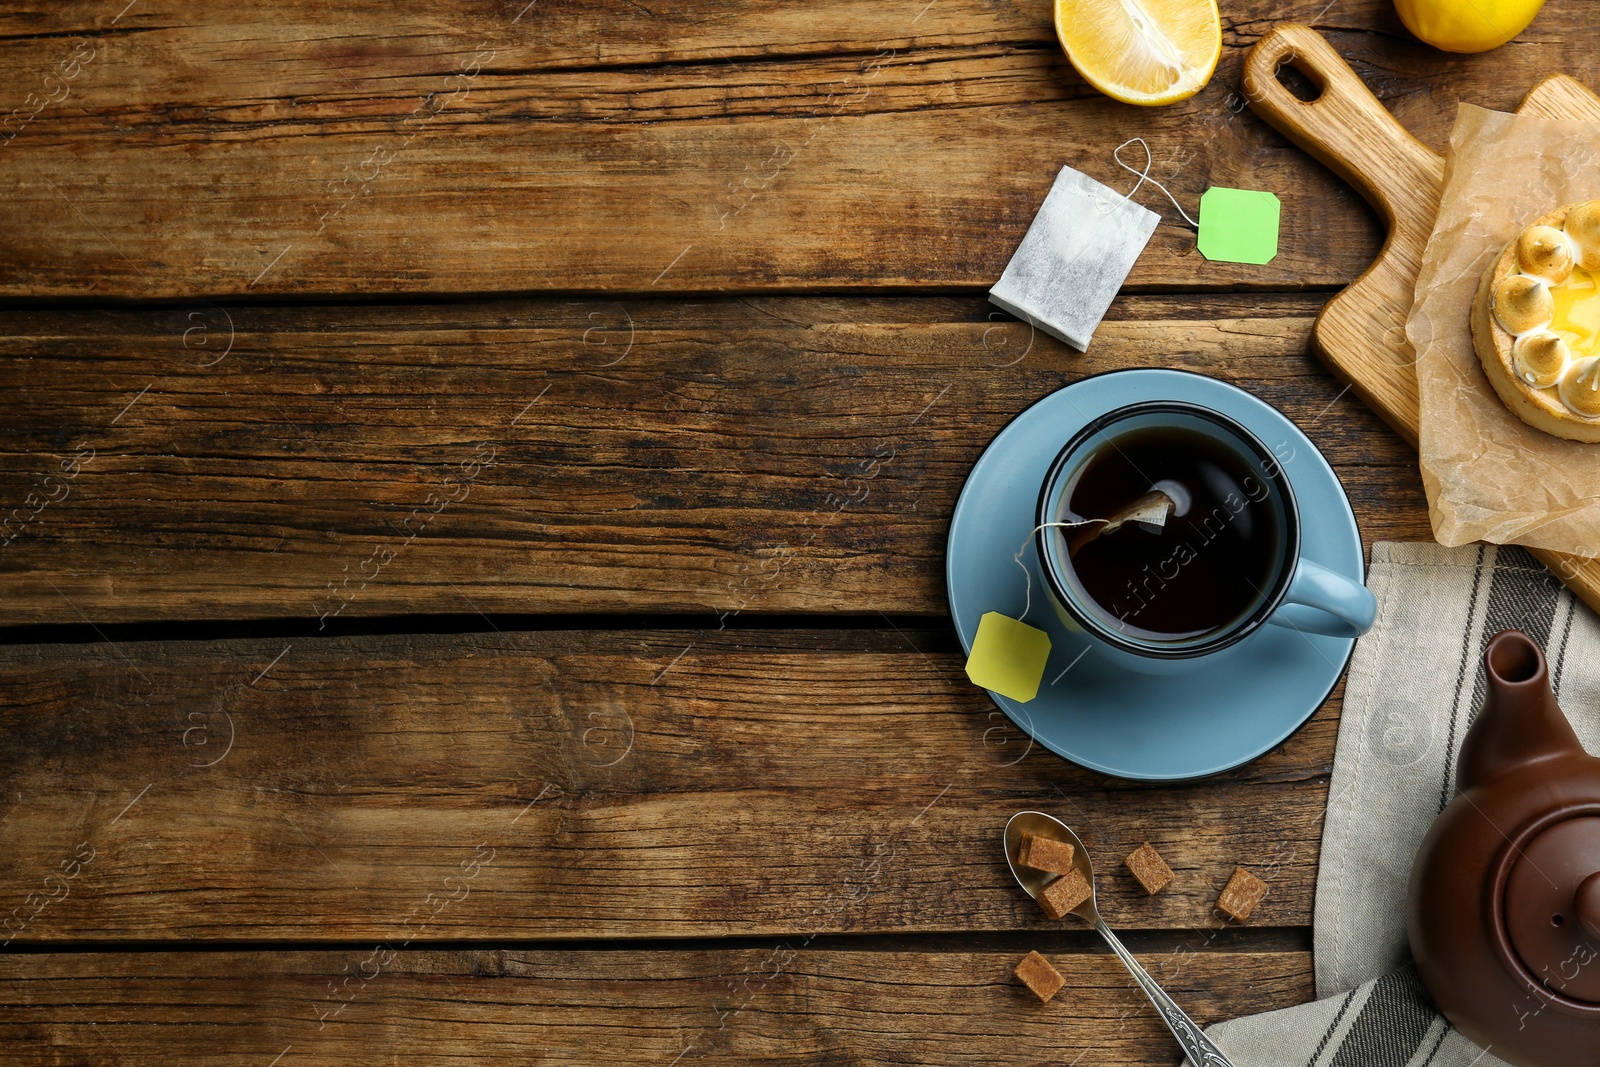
<box><xmin>1054</xmin><ymin>0</ymin><xmax>1222</xmax><ymax>107</ymax></box>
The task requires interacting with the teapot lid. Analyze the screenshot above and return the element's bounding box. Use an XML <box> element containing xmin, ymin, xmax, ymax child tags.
<box><xmin>1503</xmin><ymin>816</ymin><xmax>1600</xmax><ymax>1003</ymax></box>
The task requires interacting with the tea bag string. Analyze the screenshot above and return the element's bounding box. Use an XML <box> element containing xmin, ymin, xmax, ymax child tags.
<box><xmin>1114</xmin><ymin>138</ymin><xmax>1199</xmax><ymax>230</ymax></box>
<box><xmin>1014</xmin><ymin>520</ymin><xmax>1107</xmax><ymax>621</ymax></box>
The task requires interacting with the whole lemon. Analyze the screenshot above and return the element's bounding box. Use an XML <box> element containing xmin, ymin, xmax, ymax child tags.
<box><xmin>1394</xmin><ymin>0</ymin><xmax>1546</xmax><ymax>53</ymax></box>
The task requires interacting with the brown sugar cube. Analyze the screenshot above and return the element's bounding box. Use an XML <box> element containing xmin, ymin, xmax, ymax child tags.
<box><xmin>1037</xmin><ymin>868</ymin><xmax>1093</xmax><ymax>920</ymax></box>
<box><xmin>1016</xmin><ymin>832</ymin><xmax>1077</xmax><ymax>875</ymax></box>
<box><xmin>1013</xmin><ymin>950</ymin><xmax>1065</xmax><ymax>1003</ymax></box>
<box><xmin>1216</xmin><ymin>866</ymin><xmax>1268</xmax><ymax>922</ymax></box>
<box><xmin>1124</xmin><ymin>842</ymin><xmax>1174</xmax><ymax>896</ymax></box>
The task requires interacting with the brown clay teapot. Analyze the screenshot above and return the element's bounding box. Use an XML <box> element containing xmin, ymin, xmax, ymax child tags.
<box><xmin>1409</xmin><ymin>630</ymin><xmax>1600</xmax><ymax>1067</ymax></box>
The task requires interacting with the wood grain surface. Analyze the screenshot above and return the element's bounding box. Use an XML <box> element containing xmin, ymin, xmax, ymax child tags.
<box><xmin>2</xmin><ymin>3</ymin><xmax>1563</xmax><ymax>1060</ymax></box>
<box><xmin>0</xmin><ymin>295</ymin><xmax>1428</xmax><ymax>625</ymax></box>
<box><xmin>0</xmin><ymin>947</ymin><xmax>1313</xmax><ymax>1066</ymax></box>
<box><xmin>0</xmin><ymin>1</ymin><xmax>1594</xmax><ymax>298</ymax></box>
<box><xmin>0</xmin><ymin>629</ymin><xmax>1333</xmax><ymax>941</ymax></box>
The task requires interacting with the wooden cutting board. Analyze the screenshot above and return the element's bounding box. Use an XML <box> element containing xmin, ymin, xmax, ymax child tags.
<box><xmin>1241</xmin><ymin>23</ymin><xmax>1600</xmax><ymax>614</ymax></box>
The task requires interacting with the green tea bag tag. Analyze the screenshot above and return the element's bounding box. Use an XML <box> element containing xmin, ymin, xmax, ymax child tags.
<box><xmin>1197</xmin><ymin>187</ymin><xmax>1281</xmax><ymax>265</ymax></box>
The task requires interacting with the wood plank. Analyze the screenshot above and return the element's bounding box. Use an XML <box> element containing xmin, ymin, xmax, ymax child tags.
<box><xmin>0</xmin><ymin>44</ymin><xmax>1370</xmax><ymax>295</ymax></box>
<box><xmin>0</xmin><ymin>295</ymin><xmax>1429</xmax><ymax>625</ymax></box>
<box><xmin>0</xmin><ymin>0</ymin><xmax>1045</xmax><ymax>74</ymax></box>
<box><xmin>0</xmin><ymin>0</ymin><xmax>1532</xmax><ymax>77</ymax></box>
<box><xmin>2</xmin><ymin>1</ymin><xmax>1593</xmax><ymax>298</ymax></box>
<box><xmin>0</xmin><ymin>947</ymin><xmax>1313</xmax><ymax>1065</ymax></box>
<box><xmin>0</xmin><ymin>629</ymin><xmax>1334</xmax><ymax>941</ymax></box>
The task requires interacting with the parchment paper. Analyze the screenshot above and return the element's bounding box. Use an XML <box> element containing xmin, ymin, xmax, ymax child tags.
<box><xmin>1410</xmin><ymin>104</ymin><xmax>1600</xmax><ymax>554</ymax></box>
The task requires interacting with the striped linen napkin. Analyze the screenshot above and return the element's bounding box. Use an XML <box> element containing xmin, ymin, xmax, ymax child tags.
<box><xmin>1205</xmin><ymin>542</ymin><xmax>1600</xmax><ymax>1067</ymax></box>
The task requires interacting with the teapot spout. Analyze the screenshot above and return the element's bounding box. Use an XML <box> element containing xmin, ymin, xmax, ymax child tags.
<box><xmin>1457</xmin><ymin>630</ymin><xmax>1583</xmax><ymax>795</ymax></box>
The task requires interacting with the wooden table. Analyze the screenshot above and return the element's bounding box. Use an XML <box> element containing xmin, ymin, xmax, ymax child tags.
<box><xmin>0</xmin><ymin>2</ymin><xmax>1584</xmax><ymax>1063</ymax></box>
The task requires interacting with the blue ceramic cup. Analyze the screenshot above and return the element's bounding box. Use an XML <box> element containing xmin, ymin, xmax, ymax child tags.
<box><xmin>1035</xmin><ymin>401</ymin><xmax>1376</xmax><ymax>676</ymax></box>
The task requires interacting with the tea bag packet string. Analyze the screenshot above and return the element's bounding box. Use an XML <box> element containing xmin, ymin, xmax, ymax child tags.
<box><xmin>1115</xmin><ymin>137</ymin><xmax>1281</xmax><ymax>265</ymax></box>
<box><xmin>1014</xmin><ymin>520</ymin><xmax>1099</xmax><ymax>622</ymax></box>
<box><xmin>1012</xmin><ymin>488</ymin><xmax>1176</xmax><ymax>620</ymax></box>
<box><xmin>1113</xmin><ymin>137</ymin><xmax>1200</xmax><ymax>229</ymax></box>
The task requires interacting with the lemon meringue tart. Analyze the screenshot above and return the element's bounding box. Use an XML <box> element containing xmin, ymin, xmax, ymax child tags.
<box><xmin>1472</xmin><ymin>200</ymin><xmax>1600</xmax><ymax>442</ymax></box>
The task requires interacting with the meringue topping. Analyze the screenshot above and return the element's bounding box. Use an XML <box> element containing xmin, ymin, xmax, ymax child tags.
<box><xmin>1493</xmin><ymin>275</ymin><xmax>1553</xmax><ymax>336</ymax></box>
<box><xmin>1491</xmin><ymin>201</ymin><xmax>1600</xmax><ymax>421</ymax></box>
<box><xmin>1566</xmin><ymin>201</ymin><xmax>1600</xmax><ymax>271</ymax></box>
<box><xmin>1516</xmin><ymin>225</ymin><xmax>1574</xmax><ymax>282</ymax></box>
<box><xmin>1513</xmin><ymin>332</ymin><xmax>1569</xmax><ymax>388</ymax></box>
<box><xmin>1559</xmin><ymin>357</ymin><xmax>1600</xmax><ymax>420</ymax></box>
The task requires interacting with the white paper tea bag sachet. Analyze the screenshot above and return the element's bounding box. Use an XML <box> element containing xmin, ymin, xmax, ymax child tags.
<box><xmin>989</xmin><ymin>165</ymin><xmax>1159</xmax><ymax>351</ymax></box>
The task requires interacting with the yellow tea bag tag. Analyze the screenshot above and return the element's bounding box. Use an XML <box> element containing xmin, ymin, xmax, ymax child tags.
<box><xmin>965</xmin><ymin>611</ymin><xmax>1052</xmax><ymax>703</ymax></box>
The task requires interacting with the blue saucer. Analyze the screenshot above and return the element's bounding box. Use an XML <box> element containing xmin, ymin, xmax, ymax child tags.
<box><xmin>946</xmin><ymin>369</ymin><xmax>1363</xmax><ymax>781</ymax></box>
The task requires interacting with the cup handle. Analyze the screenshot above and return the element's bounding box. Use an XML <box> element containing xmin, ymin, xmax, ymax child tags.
<box><xmin>1265</xmin><ymin>558</ymin><xmax>1377</xmax><ymax>639</ymax></box>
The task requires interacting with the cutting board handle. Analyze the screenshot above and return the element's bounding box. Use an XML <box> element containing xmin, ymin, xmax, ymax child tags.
<box><xmin>1243</xmin><ymin>23</ymin><xmax>1442</xmax><ymax>237</ymax></box>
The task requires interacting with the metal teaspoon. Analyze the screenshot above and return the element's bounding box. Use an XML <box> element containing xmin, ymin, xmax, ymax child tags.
<box><xmin>1003</xmin><ymin>811</ymin><xmax>1236</xmax><ymax>1067</ymax></box>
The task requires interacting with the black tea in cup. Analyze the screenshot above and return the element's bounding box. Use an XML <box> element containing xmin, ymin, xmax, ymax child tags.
<box><xmin>1055</xmin><ymin>421</ymin><xmax>1286</xmax><ymax>641</ymax></box>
